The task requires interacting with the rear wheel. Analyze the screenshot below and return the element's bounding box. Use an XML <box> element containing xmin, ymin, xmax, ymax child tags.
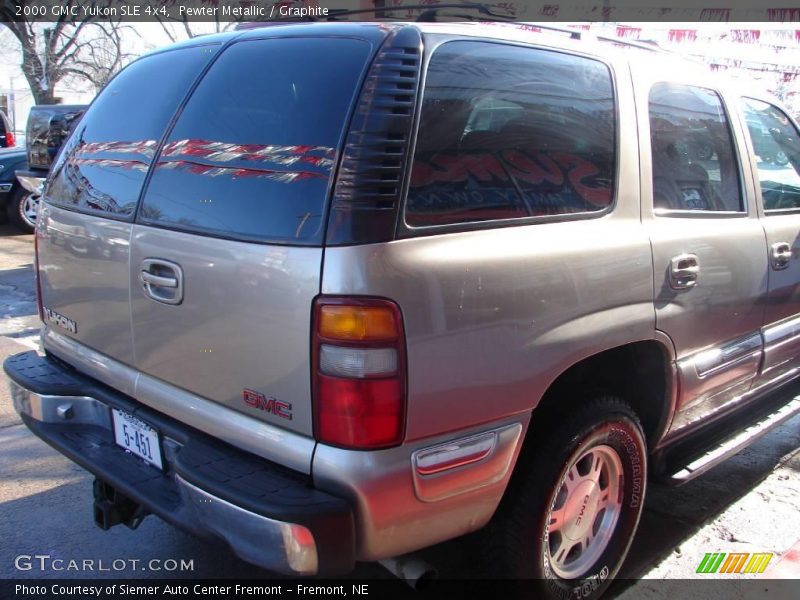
<box><xmin>486</xmin><ymin>396</ymin><xmax>647</xmax><ymax>600</ymax></box>
<box><xmin>6</xmin><ymin>185</ymin><xmax>39</xmax><ymax>233</ymax></box>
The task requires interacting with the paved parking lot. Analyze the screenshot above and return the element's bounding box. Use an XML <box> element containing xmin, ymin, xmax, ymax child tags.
<box><xmin>0</xmin><ymin>224</ymin><xmax>798</xmax><ymax>596</ymax></box>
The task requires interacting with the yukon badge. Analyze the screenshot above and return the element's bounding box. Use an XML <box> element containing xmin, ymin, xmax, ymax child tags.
<box><xmin>43</xmin><ymin>307</ymin><xmax>78</xmax><ymax>334</ymax></box>
<box><xmin>242</xmin><ymin>389</ymin><xmax>292</xmax><ymax>420</ymax></box>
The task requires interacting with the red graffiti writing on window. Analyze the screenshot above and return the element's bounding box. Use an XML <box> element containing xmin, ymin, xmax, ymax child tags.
<box><xmin>410</xmin><ymin>150</ymin><xmax>612</xmax><ymax>208</ymax></box>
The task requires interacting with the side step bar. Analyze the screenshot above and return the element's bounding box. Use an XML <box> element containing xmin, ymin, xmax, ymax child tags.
<box><xmin>665</xmin><ymin>396</ymin><xmax>800</xmax><ymax>485</ymax></box>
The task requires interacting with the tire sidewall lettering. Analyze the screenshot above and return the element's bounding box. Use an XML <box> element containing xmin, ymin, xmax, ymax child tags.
<box><xmin>608</xmin><ymin>424</ymin><xmax>644</xmax><ymax>509</ymax></box>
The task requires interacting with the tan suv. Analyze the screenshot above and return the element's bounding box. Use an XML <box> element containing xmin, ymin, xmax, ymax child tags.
<box><xmin>4</xmin><ymin>20</ymin><xmax>800</xmax><ymax>599</ymax></box>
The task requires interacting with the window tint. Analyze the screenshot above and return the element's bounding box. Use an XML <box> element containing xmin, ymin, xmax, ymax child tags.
<box><xmin>139</xmin><ymin>38</ymin><xmax>371</xmax><ymax>244</ymax></box>
<box><xmin>406</xmin><ymin>41</ymin><xmax>616</xmax><ymax>227</ymax></box>
<box><xmin>649</xmin><ymin>83</ymin><xmax>743</xmax><ymax>213</ymax></box>
<box><xmin>741</xmin><ymin>98</ymin><xmax>800</xmax><ymax>211</ymax></box>
<box><xmin>46</xmin><ymin>46</ymin><xmax>217</xmax><ymax>217</ymax></box>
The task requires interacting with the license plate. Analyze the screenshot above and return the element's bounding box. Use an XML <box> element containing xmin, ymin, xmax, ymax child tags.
<box><xmin>112</xmin><ymin>409</ymin><xmax>163</xmax><ymax>470</ymax></box>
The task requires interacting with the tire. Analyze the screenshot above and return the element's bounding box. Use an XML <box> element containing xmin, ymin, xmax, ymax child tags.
<box><xmin>485</xmin><ymin>396</ymin><xmax>647</xmax><ymax>600</ymax></box>
<box><xmin>6</xmin><ymin>185</ymin><xmax>39</xmax><ymax>233</ymax></box>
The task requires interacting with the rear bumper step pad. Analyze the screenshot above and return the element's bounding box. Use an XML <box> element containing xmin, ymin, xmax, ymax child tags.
<box><xmin>4</xmin><ymin>350</ymin><xmax>355</xmax><ymax>575</ymax></box>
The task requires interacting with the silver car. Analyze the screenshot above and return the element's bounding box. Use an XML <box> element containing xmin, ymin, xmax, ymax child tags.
<box><xmin>5</xmin><ymin>21</ymin><xmax>800</xmax><ymax>599</ymax></box>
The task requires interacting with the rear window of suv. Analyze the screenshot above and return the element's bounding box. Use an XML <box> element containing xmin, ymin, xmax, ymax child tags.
<box><xmin>138</xmin><ymin>37</ymin><xmax>371</xmax><ymax>245</ymax></box>
<box><xmin>46</xmin><ymin>46</ymin><xmax>219</xmax><ymax>217</ymax></box>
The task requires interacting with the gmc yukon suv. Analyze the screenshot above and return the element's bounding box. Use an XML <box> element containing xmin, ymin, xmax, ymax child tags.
<box><xmin>4</xmin><ymin>21</ymin><xmax>800</xmax><ymax>599</ymax></box>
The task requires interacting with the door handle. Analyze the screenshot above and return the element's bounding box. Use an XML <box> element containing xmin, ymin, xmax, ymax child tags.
<box><xmin>669</xmin><ymin>253</ymin><xmax>700</xmax><ymax>290</ymax></box>
<box><xmin>140</xmin><ymin>271</ymin><xmax>178</xmax><ymax>288</ymax></box>
<box><xmin>771</xmin><ymin>242</ymin><xmax>792</xmax><ymax>270</ymax></box>
<box><xmin>140</xmin><ymin>259</ymin><xmax>183</xmax><ymax>305</ymax></box>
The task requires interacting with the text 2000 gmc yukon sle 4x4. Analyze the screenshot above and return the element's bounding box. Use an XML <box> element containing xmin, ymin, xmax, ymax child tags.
<box><xmin>5</xmin><ymin>22</ymin><xmax>800</xmax><ymax>599</ymax></box>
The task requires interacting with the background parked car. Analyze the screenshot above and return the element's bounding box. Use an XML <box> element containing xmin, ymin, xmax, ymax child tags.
<box><xmin>11</xmin><ymin>104</ymin><xmax>87</xmax><ymax>233</ymax></box>
<box><xmin>25</xmin><ymin>104</ymin><xmax>87</xmax><ymax>171</ymax></box>
<box><xmin>0</xmin><ymin>145</ymin><xmax>30</xmax><ymax>231</ymax></box>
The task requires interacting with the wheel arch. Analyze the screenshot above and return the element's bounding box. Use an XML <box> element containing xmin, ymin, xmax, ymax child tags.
<box><xmin>527</xmin><ymin>337</ymin><xmax>677</xmax><ymax>452</ymax></box>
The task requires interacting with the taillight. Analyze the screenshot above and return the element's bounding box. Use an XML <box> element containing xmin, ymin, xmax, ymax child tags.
<box><xmin>34</xmin><ymin>230</ymin><xmax>44</xmax><ymax>322</ymax></box>
<box><xmin>312</xmin><ymin>297</ymin><xmax>406</xmax><ymax>450</ymax></box>
<box><xmin>5</xmin><ymin>131</ymin><xmax>15</xmax><ymax>147</ymax></box>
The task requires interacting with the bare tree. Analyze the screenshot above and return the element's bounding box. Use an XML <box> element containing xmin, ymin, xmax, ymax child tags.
<box><xmin>0</xmin><ymin>1</ymin><xmax>134</xmax><ymax>102</ymax></box>
<box><xmin>61</xmin><ymin>21</ymin><xmax>134</xmax><ymax>92</ymax></box>
<box><xmin>153</xmin><ymin>16</ymin><xmax>234</xmax><ymax>44</ymax></box>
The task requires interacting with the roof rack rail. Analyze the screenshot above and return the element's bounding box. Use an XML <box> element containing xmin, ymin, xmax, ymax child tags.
<box><xmin>414</xmin><ymin>3</ymin><xmax>514</xmax><ymax>22</ymax></box>
<box><xmin>515</xmin><ymin>23</ymin><xmax>667</xmax><ymax>51</ymax></box>
<box><xmin>595</xmin><ymin>34</ymin><xmax>663</xmax><ymax>53</ymax></box>
<box><xmin>519</xmin><ymin>23</ymin><xmax>670</xmax><ymax>54</ymax></box>
<box><xmin>522</xmin><ymin>23</ymin><xmax>583</xmax><ymax>40</ymax></box>
<box><xmin>254</xmin><ymin>2</ymin><xmax>513</xmax><ymax>23</ymax></box>
<box><xmin>236</xmin><ymin>14</ymin><xmax>670</xmax><ymax>58</ymax></box>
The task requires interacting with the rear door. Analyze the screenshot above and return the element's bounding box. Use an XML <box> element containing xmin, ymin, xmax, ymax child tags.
<box><xmin>129</xmin><ymin>37</ymin><xmax>373</xmax><ymax>436</ymax></box>
<box><xmin>635</xmin><ymin>69</ymin><xmax>770</xmax><ymax>435</ymax></box>
<box><xmin>739</xmin><ymin>97</ymin><xmax>800</xmax><ymax>384</ymax></box>
<box><xmin>37</xmin><ymin>46</ymin><xmax>218</xmax><ymax>367</ymax></box>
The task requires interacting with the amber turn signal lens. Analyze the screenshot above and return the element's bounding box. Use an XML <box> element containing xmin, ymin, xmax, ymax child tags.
<box><xmin>319</xmin><ymin>305</ymin><xmax>398</xmax><ymax>341</ymax></box>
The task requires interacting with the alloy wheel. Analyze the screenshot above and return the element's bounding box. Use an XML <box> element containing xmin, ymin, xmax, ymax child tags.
<box><xmin>19</xmin><ymin>191</ymin><xmax>40</xmax><ymax>229</ymax></box>
<box><xmin>545</xmin><ymin>444</ymin><xmax>624</xmax><ymax>579</ymax></box>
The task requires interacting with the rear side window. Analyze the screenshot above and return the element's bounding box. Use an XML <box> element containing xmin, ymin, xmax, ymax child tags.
<box><xmin>740</xmin><ymin>98</ymin><xmax>800</xmax><ymax>211</ymax></box>
<box><xmin>138</xmin><ymin>38</ymin><xmax>371</xmax><ymax>245</ymax></box>
<box><xmin>46</xmin><ymin>46</ymin><xmax>217</xmax><ymax>218</ymax></box>
<box><xmin>649</xmin><ymin>83</ymin><xmax>743</xmax><ymax>213</ymax></box>
<box><xmin>406</xmin><ymin>41</ymin><xmax>616</xmax><ymax>228</ymax></box>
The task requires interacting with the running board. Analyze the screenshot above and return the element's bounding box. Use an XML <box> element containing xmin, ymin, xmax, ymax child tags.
<box><xmin>665</xmin><ymin>396</ymin><xmax>800</xmax><ymax>485</ymax></box>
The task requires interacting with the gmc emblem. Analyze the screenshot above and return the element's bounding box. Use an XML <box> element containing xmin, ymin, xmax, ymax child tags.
<box><xmin>242</xmin><ymin>389</ymin><xmax>292</xmax><ymax>420</ymax></box>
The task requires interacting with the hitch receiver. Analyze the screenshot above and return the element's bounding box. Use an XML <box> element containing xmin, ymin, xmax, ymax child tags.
<box><xmin>93</xmin><ymin>479</ymin><xmax>149</xmax><ymax>530</ymax></box>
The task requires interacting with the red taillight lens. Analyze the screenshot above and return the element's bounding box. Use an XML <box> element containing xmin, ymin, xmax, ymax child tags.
<box><xmin>312</xmin><ymin>297</ymin><xmax>406</xmax><ymax>450</ymax></box>
<box><xmin>6</xmin><ymin>131</ymin><xmax>15</xmax><ymax>147</ymax></box>
<box><xmin>317</xmin><ymin>376</ymin><xmax>404</xmax><ymax>448</ymax></box>
<box><xmin>34</xmin><ymin>230</ymin><xmax>44</xmax><ymax>322</ymax></box>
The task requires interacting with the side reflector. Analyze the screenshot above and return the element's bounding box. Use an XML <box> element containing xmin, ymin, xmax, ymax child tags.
<box><xmin>415</xmin><ymin>432</ymin><xmax>497</xmax><ymax>476</ymax></box>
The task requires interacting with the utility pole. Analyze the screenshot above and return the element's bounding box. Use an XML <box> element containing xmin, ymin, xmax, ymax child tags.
<box><xmin>9</xmin><ymin>76</ymin><xmax>15</xmax><ymax>130</ymax></box>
